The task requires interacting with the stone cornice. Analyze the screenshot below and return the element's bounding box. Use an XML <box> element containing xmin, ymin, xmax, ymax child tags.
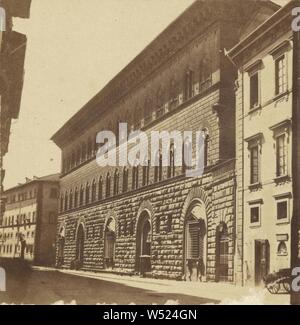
<box><xmin>52</xmin><ymin>0</ymin><xmax>278</xmax><ymax>148</ymax></box>
<box><xmin>228</xmin><ymin>1</ymin><xmax>295</xmax><ymax>66</ymax></box>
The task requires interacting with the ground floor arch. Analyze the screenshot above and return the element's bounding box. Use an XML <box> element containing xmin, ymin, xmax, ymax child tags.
<box><xmin>135</xmin><ymin>210</ymin><xmax>152</xmax><ymax>275</ymax></box>
<box><xmin>104</xmin><ymin>217</ymin><xmax>116</xmax><ymax>269</ymax></box>
<box><xmin>76</xmin><ymin>223</ymin><xmax>85</xmax><ymax>268</ymax></box>
<box><xmin>184</xmin><ymin>200</ymin><xmax>207</xmax><ymax>281</ymax></box>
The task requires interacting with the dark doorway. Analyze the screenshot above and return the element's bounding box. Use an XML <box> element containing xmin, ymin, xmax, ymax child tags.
<box><xmin>136</xmin><ymin>211</ymin><xmax>151</xmax><ymax>274</ymax></box>
<box><xmin>184</xmin><ymin>202</ymin><xmax>207</xmax><ymax>282</ymax></box>
<box><xmin>216</xmin><ymin>223</ymin><xmax>229</xmax><ymax>282</ymax></box>
<box><xmin>104</xmin><ymin>218</ymin><xmax>116</xmax><ymax>269</ymax></box>
<box><xmin>76</xmin><ymin>224</ymin><xmax>85</xmax><ymax>268</ymax></box>
<box><xmin>255</xmin><ymin>240</ymin><xmax>270</xmax><ymax>286</ymax></box>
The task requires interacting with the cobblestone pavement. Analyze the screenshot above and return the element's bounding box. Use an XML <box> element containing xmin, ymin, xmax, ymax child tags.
<box><xmin>1</xmin><ymin>266</ymin><xmax>286</xmax><ymax>305</ymax></box>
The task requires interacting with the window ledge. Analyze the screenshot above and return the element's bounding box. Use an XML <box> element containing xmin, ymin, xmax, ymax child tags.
<box><xmin>274</xmin><ymin>175</ymin><xmax>291</xmax><ymax>184</ymax></box>
<box><xmin>248</xmin><ymin>182</ymin><xmax>262</xmax><ymax>191</ymax></box>
<box><xmin>276</xmin><ymin>219</ymin><xmax>290</xmax><ymax>225</ymax></box>
<box><xmin>250</xmin><ymin>223</ymin><xmax>261</xmax><ymax>229</ymax></box>
<box><xmin>273</xmin><ymin>90</ymin><xmax>290</xmax><ymax>103</ymax></box>
<box><xmin>249</xmin><ymin>105</ymin><xmax>262</xmax><ymax>113</ymax></box>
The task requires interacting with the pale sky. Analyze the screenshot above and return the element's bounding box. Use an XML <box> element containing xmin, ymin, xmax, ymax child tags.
<box><xmin>4</xmin><ymin>0</ymin><xmax>288</xmax><ymax>189</ymax></box>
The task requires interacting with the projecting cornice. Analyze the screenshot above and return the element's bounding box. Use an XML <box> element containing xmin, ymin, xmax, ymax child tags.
<box><xmin>227</xmin><ymin>0</ymin><xmax>295</xmax><ymax>67</ymax></box>
<box><xmin>52</xmin><ymin>0</ymin><xmax>279</xmax><ymax>148</ymax></box>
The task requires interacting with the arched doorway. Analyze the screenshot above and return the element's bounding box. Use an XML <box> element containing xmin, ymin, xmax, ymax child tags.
<box><xmin>104</xmin><ymin>218</ymin><xmax>116</xmax><ymax>269</ymax></box>
<box><xmin>57</xmin><ymin>225</ymin><xmax>65</xmax><ymax>267</ymax></box>
<box><xmin>184</xmin><ymin>202</ymin><xmax>207</xmax><ymax>282</ymax></box>
<box><xmin>216</xmin><ymin>222</ymin><xmax>229</xmax><ymax>282</ymax></box>
<box><xmin>76</xmin><ymin>224</ymin><xmax>85</xmax><ymax>268</ymax></box>
<box><xmin>136</xmin><ymin>211</ymin><xmax>152</xmax><ymax>275</ymax></box>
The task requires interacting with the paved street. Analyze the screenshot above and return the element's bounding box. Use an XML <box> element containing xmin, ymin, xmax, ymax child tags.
<box><xmin>0</xmin><ymin>264</ymin><xmax>290</xmax><ymax>305</ymax></box>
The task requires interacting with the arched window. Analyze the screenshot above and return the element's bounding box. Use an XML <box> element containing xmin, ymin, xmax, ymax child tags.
<box><xmin>199</xmin><ymin>57</ymin><xmax>212</xmax><ymax>92</ymax></box>
<box><xmin>62</xmin><ymin>159</ymin><xmax>67</xmax><ymax>174</ymax></box>
<box><xmin>93</xmin><ymin>133</ymin><xmax>98</xmax><ymax>156</ymax></box>
<box><xmin>144</xmin><ymin>97</ymin><xmax>153</xmax><ymax>125</ymax></box>
<box><xmin>106</xmin><ymin>173</ymin><xmax>111</xmax><ymax>198</ymax></box>
<box><xmin>123</xmin><ymin>167</ymin><xmax>128</xmax><ymax>192</ymax></box>
<box><xmin>132</xmin><ymin>164</ymin><xmax>139</xmax><ymax>190</ymax></box>
<box><xmin>60</xmin><ymin>194</ymin><xmax>64</xmax><ymax>212</ymax></box>
<box><xmin>81</xmin><ymin>142</ymin><xmax>87</xmax><ymax>162</ymax></box>
<box><xmin>158</xmin><ymin>152</ymin><xmax>163</xmax><ymax>182</ymax></box>
<box><xmin>169</xmin><ymin>78</ymin><xmax>179</xmax><ymax>110</ymax></box>
<box><xmin>69</xmin><ymin>190</ymin><xmax>73</xmax><ymax>210</ymax></box>
<box><xmin>85</xmin><ymin>182</ymin><xmax>90</xmax><ymax>204</ymax></box>
<box><xmin>71</xmin><ymin>150</ymin><xmax>76</xmax><ymax>169</ymax></box>
<box><xmin>142</xmin><ymin>159</ymin><xmax>150</xmax><ymax>186</ymax></box>
<box><xmin>91</xmin><ymin>179</ymin><xmax>97</xmax><ymax>202</ymax></box>
<box><xmin>64</xmin><ymin>191</ymin><xmax>69</xmax><ymax>211</ymax></box>
<box><xmin>156</xmin><ymin>87</ymin><xmax>165</xmax><ymax>118</ymax></box>
<box><xmin>98</xmin><ymin>176</ymin><xmax>103</xmax><ymax>200</ymax></box>
<box><xmin>168</xmin><ymin>143</ymin><xmax>175</xmax><ymax>178</ymax></box>
<box><xmin>79</xmin><ymin>185</ymin><xmax>84</xmax><ymax>206</ymax></box>
<box><xmin>182</xmin><ymin>137</ymin><xmax>192</xmax><ymax>174</ymax></box>
<box><xmin>184</xmin><ymin>69</ymin><xmax>194</xmax><ymax>101</ymax></box>
<box><xmin>74</xmin><ymin>187</ymin><xmax>78</xmax><ymax>208</ymax></box>
<box><xmin>76</xmin><ymin>146</ymin><xmax>81</xmax><ymax>165</ymax></box>
<box><xmin>202</xmin><ymin>128</ymin><xmax>210</xmax><ymax>167</ymax></box>
<box><xmin>154</xmin><ymin>151</ymin><xmax>162</xmax><ymax>183</ymax></box>
<box><xmin>66</xmin><ymin>156</ymin><xmax>71</xmax><ymax>172</ymax></box>
<box><xmin>113</xmin><ymin>169</ymin><xmax>119</xmax><ymax>196</ymax></box>
<box><xmin>87</xmin><ymin>138</ymin><xmax>93</xmax><ymax>159</ymax></box>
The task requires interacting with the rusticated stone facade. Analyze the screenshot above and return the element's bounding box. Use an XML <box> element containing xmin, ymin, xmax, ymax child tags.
<box><xmin>52</xmin><ymin>0</ymin><xmax>279</xmax><ymax>284</ymax></box>
<box><xmin>57</xmin><ymin>160</ymin><xmax>235</xmax><ymax>281</ymax></box>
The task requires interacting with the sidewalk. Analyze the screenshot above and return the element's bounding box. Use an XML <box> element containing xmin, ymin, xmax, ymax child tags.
<box><xmin>33</xmin><ymin>266</ymin><xmax>290</xmax><ymax>305</ymax></box>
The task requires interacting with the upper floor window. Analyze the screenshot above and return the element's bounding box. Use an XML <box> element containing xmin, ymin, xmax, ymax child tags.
<box><xmin>168</xmin><ymin>144</ymin><xmax>175</xmax><ymax>179</ymax></box>
<box><xmin>274</xmin><ymin>193</ymin><xmax>291</xmax><ymax>224</ymax></box>
<box><xmin>69</xmin><ymin>190</ymin><xmax>73</xmax><ymax>210</ymax></box>
<box><xmin>169</xmin><ymin>78</ymin><xmax>179</xmax><ymax>110</ymax></box>
<box><xmin>81</xmin><ymin>142</ymin><xmax>87</xmax><ymax>162</ymax></box>
<box><xmin>79</xmin><ymin>186</ymin><xmax>84</xmax><ymax>206</ymax></box>
<box><xmin>250</xmin><ymin>146</ymin><xmax>259</xmax><ymax>185</ymax></box>
<box><xmin>250</xmin><ymin>73</ymin><xmax>259</xmax><ymax>109</ymax></box>
<box><xmin>60</xmin><ymin>195</ymin><xmax>64</xmax><ymax>212</ymax></box>
<box><xmin>275</xmin><ymin>55</ymin><xmax>287</xmax><ymax>95</ymax></box>
<box><xmin>106</xmin><ymin>173</ymin><xmax>111</xmax><ymax>198</ymax></box>
<box><xmin>91</xmin><ymin>179</ymin><xmax>97</xmax><ymax>202</ymax></box>
<box><xmin>132</xmin><ymin>165</ymin><xmax>139</xmax><ymax>190</ymax></box>
<box><xmin>202</xmin><ymin>129</ymin><xmax>210</xmax><ymax>168</ymax></box>
<box><xmin>50</xmin><ymin>188</ymin><xmax>58</xmax><ymax>199</ymax></box>
<box><xmin>98</xmin><ymin>176</ymin><xmax>103</xmax><ymax>200</ymax></box>
<box><xmin>74</xmin><ymin>187</ymin><xmax>78</xmax><ymax>207</ymax></box>
<box><xmin>245</xmin><ymin>133</ymin><xmax>263</xmax><ymax>187</ymax></box>
<box><xmin>184</xmin><ymin>69</ymin><xmax>194</xmax><ymax>101</ymax></box>
<box><xmin>113</xmin><ymin>170</ymin><xmax>119</xmax><ymax>195</ymax></box>
<box><xmin>64</xmin><ymin>191</ymin><xmax>68</xmax><ymax>211</ymax></box>
<box><xmin>85</xmin><ymin>182</ymin><xmax>90</xmax><ymax>204</ymax></box>
<box><xmin>199</xmin><ymin>58</ymin><xmax>212</xmax><ymax>92</ymax></box>
<box><xmin>123</xmin><ymin>167</ymin><xmax>128</xmax><ymax>192</ymax></box>
<box><xmin>270</xmin><ymin>119</ymin><xmax>291</xmax><ymax>180</ymax></box>
<box><xmin>276</xmin><ymin>134</ymin><xmax>287</xmax><ymax>177</ymax></box>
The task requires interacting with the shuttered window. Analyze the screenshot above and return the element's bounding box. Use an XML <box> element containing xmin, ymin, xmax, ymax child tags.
<box><xmin>186</xmin><ymin>222</ymin><xmax>200</xmax><ymax>260</ymax></box>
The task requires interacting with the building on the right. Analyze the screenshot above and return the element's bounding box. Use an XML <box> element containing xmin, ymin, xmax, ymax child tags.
<box><xmin>228</xmin><ymin>0</ymin><xmax>300</xmax><ymax>288</ymax></box>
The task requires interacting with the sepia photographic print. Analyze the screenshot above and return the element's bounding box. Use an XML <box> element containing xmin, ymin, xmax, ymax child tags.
<box><xmin>1</xmin><ymin>0</ymin><xmax>300</xmax><ymax>312</ymax></box>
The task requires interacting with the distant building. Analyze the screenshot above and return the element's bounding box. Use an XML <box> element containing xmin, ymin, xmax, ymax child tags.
<box><xmin>228</xmin><ymin>0</ymin><xmax>300</xmax><ymax>287</ymax></box>
<box><xmin>0</xmin><ymin>0</ymin><xmax>32</xmax><ymax>222</ymax></box>
<box><xmin>0</xmin><ymin>174</ymin><xmax>60</xmax><ymax>266</ymax></box>
<box><xmin>52</xmin><ymin>0</ymin><xmax>278</xmax><ymax>283</ymax></box>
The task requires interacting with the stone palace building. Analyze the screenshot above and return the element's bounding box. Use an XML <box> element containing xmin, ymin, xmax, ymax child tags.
<box><xmin>52</xmin><ymin>0</ymin><xmax>279</xmax><ymax>284</ymax></box>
